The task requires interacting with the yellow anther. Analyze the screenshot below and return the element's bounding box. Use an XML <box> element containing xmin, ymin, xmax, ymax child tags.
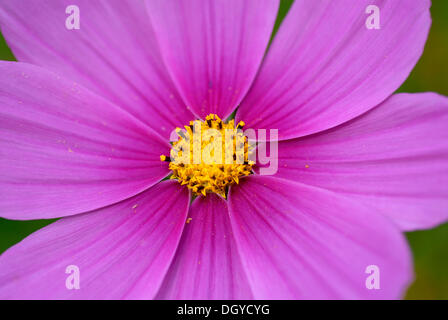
<box><xmin>161</xmin><ymin>114</ymin><xmax>254</xmax><ymax>197</ymax></box>
<box><xmin>236</xmin><ymin>120</ymin><xmax>245</xmax><ymax>129</ymax></box>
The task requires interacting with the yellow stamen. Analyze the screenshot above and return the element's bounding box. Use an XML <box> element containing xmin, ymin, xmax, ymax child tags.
<box><xmin>160</xmin><ymin>114</ymin><xmax>254</xmax><ymax>197</ymax></box>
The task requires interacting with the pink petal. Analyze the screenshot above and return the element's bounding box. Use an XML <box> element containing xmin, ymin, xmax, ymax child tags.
<box><xmin>0</xmin><ymin>62</ymin><xmax>170</xmax><ymax>220</ymax></box>
<box><xmin>237</xmin><ymin>0</ymin><xmax>431</xmax><ymax>140</ymax></box>
<box><xmin>262</xmin><ymin>93</ymin><xmax>448</xmax><ymax>231</ymax></box>
<box><xmin>228</xmin><ymin>175</ymin><xmax>412</xmax><ymax>299</ymax></box>
<box><xmin>0</xmin><ymin>0</ymin><xmax>194</xmax><ymax>138</ymax></box>
<box><xmin>0</xmin><ymin>181</ymin><xmax>190</xmax><ymax>300</ymax></box>
<box><xmin>156</xmin><ymin>194</ymin><xmax>252</xmax><ymax>299</ymax></box>
<box><xmin>146</xmin><ymin>0</ymin><xmax>278</xmax><ymax>119</ymax></box>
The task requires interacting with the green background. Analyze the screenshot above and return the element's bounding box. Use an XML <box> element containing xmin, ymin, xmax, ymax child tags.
<box><xmin>0</xmin><ymin>0</ymin><xmax>447</xmax><ymax>299</ymax></box>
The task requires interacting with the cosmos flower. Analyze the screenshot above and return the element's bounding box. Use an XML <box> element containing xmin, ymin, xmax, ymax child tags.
<box><xmin>0</xmin><ymin>0</ymin><xmax>447</xmax><ymax>299</ymax></box>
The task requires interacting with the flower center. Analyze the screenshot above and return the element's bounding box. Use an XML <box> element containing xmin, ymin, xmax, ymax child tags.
<box><xmin>160</xmin><ymin>114</ymin><xmax>254</xmax><ymax>198</ymax></box>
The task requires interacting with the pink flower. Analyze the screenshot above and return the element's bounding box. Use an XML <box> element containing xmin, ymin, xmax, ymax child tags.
<box><xmin>0</xmin><ymin>0</ymin><xmax>447</xmax><ymax>299</ymax></box>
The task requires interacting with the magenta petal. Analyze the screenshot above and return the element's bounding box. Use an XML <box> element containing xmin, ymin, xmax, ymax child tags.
<box><xmin>146</xmin><ymin>0</ymin><xmax>278</xmax><ymax>119</ymax></box>
<box><xmin>0</xmin><ymin>0</ymin><xmax>194</xmax><ymax>137</ymax></box>
<box><xmin>228</xmin><ymin>176</ymin><xmax>412</xmax><ymax>299</ymax></box>
<box><xmin>0</xmin><ymin>62</ymin><xmax>170</xmax><ymax>220</ymax></box>
<box><xmin>265</xmin><ymin>93</ymin><xmax>448</xmax><ymax>231</ymax></box>
<box><xmin>156</xmin><ymin>194</ymin><xmax>252</xmax><ymax>299</ymax></box>
<box><xmin>0</xmin><ymin>181</ymin><xmax>189</xmax><ymax>300</ymax></box>
<box><xmin>237</xmin><ymin>0</ymin><xmax>431</xmax><ymax>140</ymax></box>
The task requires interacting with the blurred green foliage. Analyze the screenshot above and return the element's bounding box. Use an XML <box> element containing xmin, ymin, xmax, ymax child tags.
<box><xmin>0</xmin><ymin>0</ymin><xmax>447</xmax><ymax>299</ymax></box>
